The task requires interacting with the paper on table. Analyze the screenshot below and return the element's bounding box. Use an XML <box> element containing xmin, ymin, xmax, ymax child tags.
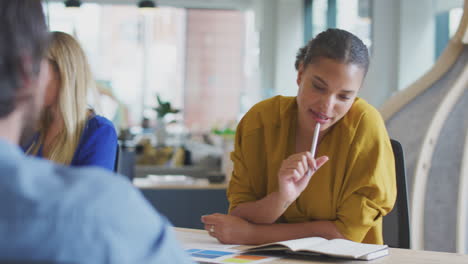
<box><xmin>245</xmin><ymin>236</ymin><xmax>388</xmax><ymax>260</ymax></box>
<box><xmin>176</xmin><ymin>230</ymin><xmax>279</xmax><ymax>263</ymax></box>
<box><xmin>187</xmin><ymin>248</ymin><xmax>279</xmax><ymax>264</ymax></box>
<box><xmin>175</xmin><ymin>230</ymin><xmax>240</xmax><ymax>250</ymax></box>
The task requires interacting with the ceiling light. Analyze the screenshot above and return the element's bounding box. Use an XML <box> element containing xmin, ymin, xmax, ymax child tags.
<box><xmin>138</xmin><ymin>0</ymin><xmax>156</xmax><ymax>8</ymax></box>
<box><xmin>64</xmin><ymin>0</ymin><xmax>82</xmax><ymax>8</ymax></box>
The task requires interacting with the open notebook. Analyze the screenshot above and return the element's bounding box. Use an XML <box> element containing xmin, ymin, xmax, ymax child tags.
<box><xmin>244</xmin><ymin>237</ymin><xmax>389</xmax><ymax>260</ymax></box>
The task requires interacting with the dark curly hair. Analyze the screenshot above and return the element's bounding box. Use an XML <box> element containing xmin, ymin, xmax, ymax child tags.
<box><xmin>295</xmin><ymin>28</ymin><xmax>369</xmax><ymax>75</ymax></box>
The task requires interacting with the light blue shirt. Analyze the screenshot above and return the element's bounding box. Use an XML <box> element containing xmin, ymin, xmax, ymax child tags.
<box><xmin>0</xmin><ymin>139</ymin><xmax>193</xmax><ymax>264</ymax></box>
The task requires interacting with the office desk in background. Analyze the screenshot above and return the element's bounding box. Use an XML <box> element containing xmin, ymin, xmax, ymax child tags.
<box><xmin>135</xmin><ymin>178</ymin><xmax>229</xmax><ymax>229</ymax></box>
<box><xmin>175</xmin><ymin>228</ymin><xmax>468</xmax><ymax>264</ymax></box>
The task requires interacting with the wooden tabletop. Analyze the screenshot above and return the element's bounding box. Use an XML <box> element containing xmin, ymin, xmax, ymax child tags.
<box><xmin>134</xmin><ymin>177</ymin><xmax>228</xmax><ymax>190</ymax></box>
<box><xmin>174</xmin><ymin>228</ymin><xmax>468</xmax><ymax>264</ymax></box>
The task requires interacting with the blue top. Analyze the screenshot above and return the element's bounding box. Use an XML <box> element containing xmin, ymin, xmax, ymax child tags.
<box><xmin>27</xmin><ymin>115</ymin><xmax>118</xmax><ymax>171</ymax></box>
<box><xmin>0</xmin><ymin>139</ymin><xmax>193</xmax><ymax>264</ymax></box>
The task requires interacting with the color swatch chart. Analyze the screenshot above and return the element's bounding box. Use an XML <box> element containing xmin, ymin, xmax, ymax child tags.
<box><xmin>186</xmin><ymin>248</ymin><xmax>275</xmax><ymax>263</ymax></box>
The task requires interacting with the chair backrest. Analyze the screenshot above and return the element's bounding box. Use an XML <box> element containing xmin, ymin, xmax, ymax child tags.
<box><xmin>114</xmin><ymin>144</ymin><xmax>135</xmax><ymax>181</ymax></box>
<box><xmin>383</xmin><ymin>139</ymin><xmax>411</xmax><ymax>248</ymax></box>
<box><xmin>113</xmin><ymin>143</ymin><xmax>119</xmax><ymax>172</ymax></box>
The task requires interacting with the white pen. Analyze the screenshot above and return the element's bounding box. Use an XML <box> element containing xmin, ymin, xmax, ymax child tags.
<box><xmin>307</xmin><ymin>123</ymin><xmax>321</xmax><ymax>177</ymax></box>
<box><xmin>310</xmin><ymin>123</ymin><xmax>321</xmax><ymax>158</ymax></box>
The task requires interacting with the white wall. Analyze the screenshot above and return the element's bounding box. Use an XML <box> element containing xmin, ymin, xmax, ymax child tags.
<box><xmin>253</xmin><ymin>0</ymin><xmax>278</xmax><ymax>98</ymax></box>
<box><xmin>253</xmin><ymin>0</ymin><xmax>304</xmax><ymax>98</ymax></box>
<box><xmin>274</xmin><ymin>0</ymin><xmax>304</xmax><ymax>96</ymax></box>
<box><xmin>360</xmin><ymin>0</ymin><xmax>400</xmax><ymax>107</ymax></box>
<box><xmin>361</xmin><ymin>0</ymin><xmax>437</xmax><ymax>107</ymax></box>
<box><xmin>435</xmin><ymin>0</ymin><xmax>464</xmax><ymax>13</ymax></box>
<box><xmin>398</xmin><ymin>1</ymin><xmax>436</xmax><ymax>91</ymax></box>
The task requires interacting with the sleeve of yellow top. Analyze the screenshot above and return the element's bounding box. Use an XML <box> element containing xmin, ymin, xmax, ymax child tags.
<box><xmin>333</xmin><ymin>110</ymin><xmax>397</xmax><ymax>243</ymax></box>
<box><xmin>227</xmin><ymin>117</ymin><xmax>259</xmax><ymax>213</ymax></box>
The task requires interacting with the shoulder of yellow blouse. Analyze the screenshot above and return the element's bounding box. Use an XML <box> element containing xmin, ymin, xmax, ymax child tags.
<box><xmin>344</xmin><ymin>97</ymin><xmax>382</xmax><ymax>126</ymax></box>
<box><xmin>239</xmin><ymin>95</ymin><xmax>296</xmax><ymax>136</ymax></box>
<box><xmin>340</xmin><ymin>97</ymin><xmax>385</xmax><ymax>130</ymax></box>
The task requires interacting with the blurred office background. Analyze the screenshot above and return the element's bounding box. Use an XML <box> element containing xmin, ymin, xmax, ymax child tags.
<box><xmin>43</xmin><ymin>0</ymin><xmax>466</xmax><ymax>254</ymax></box>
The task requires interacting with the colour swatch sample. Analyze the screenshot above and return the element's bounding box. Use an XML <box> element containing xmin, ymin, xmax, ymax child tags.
<box><xmin>221</xmin><ymin>254</ymin><xmax>270</xmax><ymax>263</ymax></box>
<box><xmin>186</xmin><ymin>248</ymin><xmax>275</xmax><ymax>264</ymax></box>
<box><xmin>187</xmin><ymin>248</ymin><xmax>234</xmax><ymax>259</ymax></box>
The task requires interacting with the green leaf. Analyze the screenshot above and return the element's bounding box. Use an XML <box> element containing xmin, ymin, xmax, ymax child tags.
<box><xmin>154</xmin><ymin>93</ymin><xmax>180</xmax><ymax>118</ymax></box>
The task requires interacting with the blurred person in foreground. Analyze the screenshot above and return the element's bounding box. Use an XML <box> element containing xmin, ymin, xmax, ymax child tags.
<box><xmin>0</xmin><ymin>1</ymin><xmax>192</xmax><ymax>263</ymax></box>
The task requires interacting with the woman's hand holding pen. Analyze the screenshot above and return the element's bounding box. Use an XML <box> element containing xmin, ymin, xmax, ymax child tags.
<box><xmin>277</xmin><ymin>152</ymin><xmax>329</xmax><ymax>206</ymax></box>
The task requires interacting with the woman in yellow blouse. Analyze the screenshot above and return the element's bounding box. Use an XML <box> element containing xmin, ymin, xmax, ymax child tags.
<box><xmin>202</xmin><ymin>28</ymin><xmax>396</xmax><ymax>245</ymax></box>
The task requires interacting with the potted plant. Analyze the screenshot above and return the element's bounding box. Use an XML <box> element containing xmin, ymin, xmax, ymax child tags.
<box><xmin>211</xmin><ymin>121</ymin><xmax>236</xmax><ymax>182</ymax></box>
<box><xmin>153</xmin><ymin>94</ymin><xmax>180</xmax><ymax>146</ymax></box>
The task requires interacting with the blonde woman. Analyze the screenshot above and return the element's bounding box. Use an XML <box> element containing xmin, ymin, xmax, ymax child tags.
<box><xmin>25</xmin><ymin>31</ymin><xmax>117</xmax><ymax>171</ymax></box>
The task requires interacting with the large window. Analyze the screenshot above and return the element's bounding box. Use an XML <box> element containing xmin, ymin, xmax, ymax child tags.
<box><xmin>311</xmin><ymin>0</ymin><xmax>328</xmax><ymax>36</ymax></box>
<box><xmin>336</xmin><ymin>0</ymin><xmax>372</xmax><ymax>48</ymax></box>
<box><xmin>184</xmin><ymin>9</ymin><xmax>246</xmax><ymax>132</ymax></box>
<box><xmin>435</xmin><ymin>5</ymin><xmax>463</xmax><ymax>59</ymax></box>
<box><xmin>449</xmin><ymin>7</ymin><xmax>463</xmax><ymax>37</ymax></box>
<box><xmin>308</xmin><ymin>0</ymin><xmax>372</xmax><ymax>49</ymax></box>
<box><xmin>45</xmin><ymin>2</ymin><xmax>257</xmax><ymax>133</ymax></box>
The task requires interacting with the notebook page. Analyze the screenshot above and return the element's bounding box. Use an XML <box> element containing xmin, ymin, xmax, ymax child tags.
<box><xmin>176</xmin><ymin>230</ymin><xmax>239</xmax><ymax>250</ymax></box>
<box><xmin>310</xmin><ymin>239</ymin><xmax>387</xmax><ymax>258</ymax></box>
<box><xmin>254</xmin><ymin>237</ymin><xmax>328</xmax><ymax>251</ymax></box>
<box><xmin>359</xmin><ymin>249</ymin><xmax>389</xmax><ymax>260</ymax></box>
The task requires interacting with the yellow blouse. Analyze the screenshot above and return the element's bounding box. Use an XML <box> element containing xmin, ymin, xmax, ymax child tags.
<box><xmin>227</xmin><ymin>95</ymin><xmax>396</xmax><ymax>244</ymax></box>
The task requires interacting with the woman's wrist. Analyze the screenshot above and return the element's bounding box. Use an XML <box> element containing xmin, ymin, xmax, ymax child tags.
<box><xmin>274</xmin><ymin>191</ymin><xmax>294</xmax><ymax>210</ymax></box>
<box><xmin>246</xmin><ymin>222</ymin><xmax>261</xmax><ymax>245</ymax></box>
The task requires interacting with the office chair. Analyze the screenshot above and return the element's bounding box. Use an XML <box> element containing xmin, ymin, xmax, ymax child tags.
<box><xmin>382</xmin><ymin>139</ymin><xmax>411</xmax><ymax>249</ymax></box>
<box><xmin>114</xmin><ymin>143</ymin><xmax>135</xmax><ymax>181</ymax></box>
<box><xmin>113</xmin><ymin>143</ymin><xmax>119</xmax><ymax>172</ymax></box>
